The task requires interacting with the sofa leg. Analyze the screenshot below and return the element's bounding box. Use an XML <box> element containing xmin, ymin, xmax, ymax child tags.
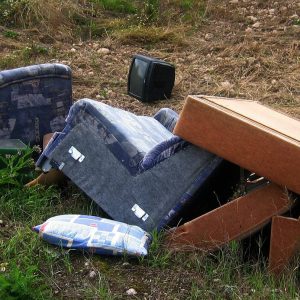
<box><xmin>268</xmin><ymin>216</ymin><xmax>300</xmax><ymax>276</ymax></box>
<box><xmin>166</xmin><ymin>183</ymin><xmax>293</xmax><ymax>251</ymax></box>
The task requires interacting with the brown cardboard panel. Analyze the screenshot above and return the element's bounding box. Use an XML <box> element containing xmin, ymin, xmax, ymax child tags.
<box><xmin>269</xmin><ymin>216</ymin><xmax>300</xmax><ymax>276</ymax></box>
<box><xmin>174</xmin><ymin>95</ymin><xmax>300</xmax><ymax>194</ymax></box>
<box><xmin>167</xmin><ymin>184</ymin><xmax>293</xmax><ymax>251</ymax></box>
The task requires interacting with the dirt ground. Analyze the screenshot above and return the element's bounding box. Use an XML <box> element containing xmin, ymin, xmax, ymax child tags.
<box><xmin>68</xmin><ymin>0</ymin><xmax>299</xmax><ymax>118</ymax></box>
<box><xmin>0</xmin><ymin>0</ymin><xmax>299</xmax><ymax>299</ymax></box>
<box><xmin>1</xmin><ymin>1</ymin><xmax>299</xmax><ymax>119</ymax></box>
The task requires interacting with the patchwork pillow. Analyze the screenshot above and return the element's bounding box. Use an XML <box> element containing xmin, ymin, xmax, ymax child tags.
<box><xmin>33</xmin><ymin>215</ymin><xmax>151</xmax><ymax>256</ymax></box>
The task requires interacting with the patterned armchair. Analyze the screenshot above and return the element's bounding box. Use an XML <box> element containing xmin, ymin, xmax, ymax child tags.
<box><xmin>37</xmin><ymin>99</ymin><xmax>229</xmax><ymax>232</ymax></box>
<box><xmin>0</xmin><ymin>64</ymin><xmax>72</xmax><ymax>146</ymax></box>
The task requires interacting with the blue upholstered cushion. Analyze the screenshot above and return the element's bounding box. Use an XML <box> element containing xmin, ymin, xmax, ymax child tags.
<box><xmin>153</xmin><ymin>108</ymin><xmax>179</xmax><ymax>132</ymax></box>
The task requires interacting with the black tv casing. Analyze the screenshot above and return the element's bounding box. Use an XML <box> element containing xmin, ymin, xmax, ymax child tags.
<box><xmin>128</xmin><ymin>54</ymin><xmax>175</xmax><ymax>102</ymax></box>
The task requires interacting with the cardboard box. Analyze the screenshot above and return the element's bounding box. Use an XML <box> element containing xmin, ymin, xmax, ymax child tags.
<box><xmin>167</xmin><ymin>183</ymin><xmax>293</xmax><ymax>251</ymax></box>
<box><xmin>174</xmin><ymin>95</ymin><xmax>300</xmax><ymax>194</ymax></box>
<box><xmin>269</xmin><ymin>216</ymin><xmax>300</xmax><ymax>276</ymax></box>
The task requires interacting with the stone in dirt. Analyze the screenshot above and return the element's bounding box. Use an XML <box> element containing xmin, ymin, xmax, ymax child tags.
<box><xmin>97</xmin><ymin>48</ymin><xmax>110</xmax><ymax>54</ymax></box>
<box><xmin>126</xmin><ymin>288</ymin><xmax>137</xmax><ymax>296</ymax></box>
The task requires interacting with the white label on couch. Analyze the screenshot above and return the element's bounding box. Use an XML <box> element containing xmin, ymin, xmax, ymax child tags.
<box><xmin>131</xmin><ymin>204</ymin><xmax>148</xmax><ymax>221</ymax></box>
<box><xmin>68</xmin><ymin>146</ymin><xmax>85</xmax><ymax>162</ymax></box>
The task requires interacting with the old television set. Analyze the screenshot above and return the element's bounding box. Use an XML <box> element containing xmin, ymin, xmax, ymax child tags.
<box><xmin>128</xmin><ymin>54</ymin><xmax>175</xmax><ymax>102</ymax></box>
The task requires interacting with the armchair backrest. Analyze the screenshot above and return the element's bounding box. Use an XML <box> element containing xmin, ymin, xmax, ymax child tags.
<box><xmin>0</xmin><ymin>63</ymin><xmax>72</xmax><ymax>146</ymax></box>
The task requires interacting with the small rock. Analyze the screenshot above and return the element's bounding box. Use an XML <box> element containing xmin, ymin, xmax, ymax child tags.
<box><xmin>247</xmin><ymin>15</ymin><xmax>257</xmax><ymax>22</ymax></box>
<box><xmin>245</xmin><ymin>27</ymin><xmax>253</xmax><ymax>33</ymax></box>
<box><xmin>204</xmin><ymin>33</ymin><xmax>213</xmax><ymax>40</ymax></box>
<box><xmin>122</xmin><ymin>262</ymin><xmax>131</xmax><ymax>267</ymax></box>
<box><xmin>252</xmin><ymin>22</ymin><xmax>261</xmax><ymax>28</ymax></box>
<box><xmin>269</xmin><ymin>9</ymin><xmax>275</xmax><ymax>14</ymax></box>
<box><xmin>247</xmin><ymin>57</ymin><xmax>256</xmax><ymax>63</ymax></box>
<box><xmin>88</xmin><ymin>71</ymin><xmax>94</xmax><ymax>75</ymax></box>
<box><xmin>281</xmin><ymin>6</ymin><xmax>287</xmax><ymax>11</ymax></box>
<box><xmin>0</xmin><ymin>220</ymin><xmax>3</xmax><ymax>225</ymax></box>
<box><xmin>220</xmin><ymin>81</ymin><xmax>232</xmax><ymax>89</ymax></box>
<box><xmin>229</xmin><ymin>0</ymin><xmax>238</xmax><ymax>3</ymax></box>
<box><xmin>84</xmin><ymin>262</ymin><xmax>90</xmax><ymax>267</ymax></box>
<box><xmin>70</xmin><ymin>48</ymin><xmax>76</xmax><ymax>53</ymax></box>
<box><xmin>89</xmin><ymin>270</ymin><xmax>97</xmax><ymax>279</ymax></box>
<box><xmin>126</xmin><ymin>288</ymin><xmax>137</xmax><ymax>296</ymax></box>
<box><xmin>187</xmin><ymin>54</ymin><xmax>197</xmax><ymax>60</ymax></box>
<box><xmin>271</xmin><ymin>79</ymin><xmax>277</xmax><ymax>84</ymax></box>
<box><xmin>97</xmin><ymin>48</ymin><xmax>110</xmax><ymax>54</ymax></box>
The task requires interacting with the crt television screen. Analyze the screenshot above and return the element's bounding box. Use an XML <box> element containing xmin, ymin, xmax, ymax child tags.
<box><xmin>129</xmin><ymin>58</ymin><xmax>149</xmax><ymax>98</ymax></box>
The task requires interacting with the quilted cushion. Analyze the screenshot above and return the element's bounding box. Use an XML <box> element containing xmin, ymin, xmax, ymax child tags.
<box><xmin>33</xmin><ymin>214</ymin><xmax>151</xmax><ymax>256</ymax></box>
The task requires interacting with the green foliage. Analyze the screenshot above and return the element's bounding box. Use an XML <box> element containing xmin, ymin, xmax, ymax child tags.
<box><xmin>143</xmin><ymin>0</ymin><xmax>159</xmax><ymax>23</ymax></box>
<box><xmin>0</xmin><ymin>0</ymin><xmax>31</xmax><ymax>26</ymax></box>
<box><xmin>188</xmin><ymin>282</ymin><xmax>203</xmax><ymax>300</ymax></box>
<box><xmin>21</xmin><ymin>44</ymin><xmax>49</xmax><ymax>59</ymax></box>
<box><xmin>0</xmin><ymin>147</ymin><xmax>36</xmax><ymax>189</ymax></box>
<box><xmin>0</xmin><ymin>264</ymin><xmax>50</xmax><ymax>300</ymax></box>
<box><xmin>143</xmin><ymin>230</ymin><xmax>171</xmax><ymax>268</ymax></box>
<box><xmin>0</xmin><ymin>185</ymin><xmax>60</xmax><ymax>222</ymax></box>
<box><xmin>93</xmin><ymin>274</ymin><xmax>115</xmax><ymax>300</ymax></box>
<box><xmin>0</xmin><ymin>43</ymin><xmax>50</xmax><ymax>70</ymax></box>
<box><xmin>92</xmin><ymin>0</ymin><xmax>137</xmax><ymax>14</ymax></box>
<box><xmin>0</xmin><ymin>147</ymin><xmax>60</xmax><ymax>222</ymax></box>
<box><xmin>3</xmin><ymin>30</ymin><xmax>19</xmax><ymax>39</ymax></box>
<box><xmin>292</xmin><ymin>18</ymin><xmax>300</xmax><ymax>25</ymax></box>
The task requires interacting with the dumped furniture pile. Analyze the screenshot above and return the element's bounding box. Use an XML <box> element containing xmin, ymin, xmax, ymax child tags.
<box><xmin>0</xmin><ymin>63</ymin><xmax>299</xmax><ymax>277</ymax></box>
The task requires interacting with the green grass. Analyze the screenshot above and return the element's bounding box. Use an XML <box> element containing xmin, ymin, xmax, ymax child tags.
<box><xmin>0</xmin><ymin>149</ymin><xmax>299</xmax><ymax>299</ymax></box>
<box><xmin>3</xmin><ymin>30</ymin><xmax>19</xmax><ymax>39</ymax></box>
<box><xmin>92</xmin><ymin>0</ymin><xmax>137</xmax><ymax>14</ymax></box>
<box><xmin>0</xmin><ymin>264</ymin><xmax>50</xmax><ymax>300</ymax></box>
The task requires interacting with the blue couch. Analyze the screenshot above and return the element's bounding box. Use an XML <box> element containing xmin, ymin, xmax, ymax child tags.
<box><xmin>37</xmin><ymin>99</ymin><xmax>224</xmax><ymax>232</ymax></box>
<box><xmin>0</xmin><ymin>63</ymin><xmax>72</xmax><ymax>146</ymax></box>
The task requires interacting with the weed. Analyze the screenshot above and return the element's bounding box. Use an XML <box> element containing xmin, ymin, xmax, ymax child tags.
<box><xmin>0</xmin><ymin>0</ymin><xmax>90</xmax><ymax>40</ymax></box>
<box><xmin>143</xmin><ymin>0</ymin><xmax>160</xmax><ymax>23</ymax></box>
<box><xmin>93</xmin><ymin>0</ymin><xmax>137</xmax><ymax>14</ymax></box>
<box><xmin>0</xmin><ymin>264</ymin><xmax>50</xmax><ymax>300</ymax></box>
<box><xmin>188</xmin><ymin>282</ymin><xmax>202</xmax><ymax>300</ymax></box>
<box><xmin>21</xmin><ymin>44</ymin><xmax>49</xmax><ymax>59</ymax></box>
<box><xmin>0</xmin><ymin>147</ymin><xmax>36</xmax><ymax>188</ymax></box>
<box><xmin>0</xmin><ymin>54</ymin><xmax>20</xmax><ymax>69</ymax></box>
<box><xmin>85</xmin><ymin>271</ymin><xmax>115</xmax><ymax>300</ymax></box>
<box><xmin>3</xmin><ymin>30</ymin><xmax>19</xmax><ymax>39</ymax></box>
<box><xmin>143</xmin><ymin>230</ymin><xmax>171</xmax><ymax>268</ymax></box>
<box><xmin>114</xmin><ymin>25</ymin><xmax>186</xmax><ymax>46</ymax></box>
<box><xmin>292</xmin><ymin>18</ymin><xmax>300</xmax><ymax>26</ymax></box>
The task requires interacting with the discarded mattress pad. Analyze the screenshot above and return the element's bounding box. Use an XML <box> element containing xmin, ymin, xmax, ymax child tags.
<box><xmin>33</xmin><ymin>215</ymin><xmax>151</xmax><ymax>256</ymax></box>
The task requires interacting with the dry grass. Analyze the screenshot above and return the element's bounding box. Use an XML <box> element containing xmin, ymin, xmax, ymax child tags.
<box><xmin>0</xmin><ymin>0</ymin><xmax>92</xmax><ymax>41</ymax></box>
